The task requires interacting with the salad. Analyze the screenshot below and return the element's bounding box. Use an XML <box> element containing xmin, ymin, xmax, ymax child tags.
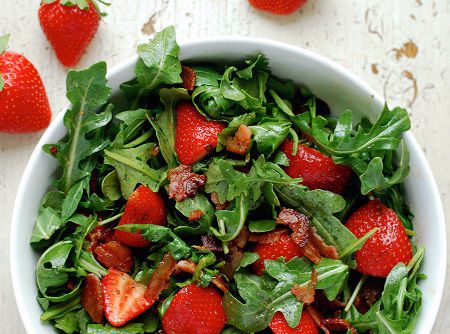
<box><xmin>31</xmin><ymin>26</ymin><xmax>424</xmax><ymax>334</ymax></box>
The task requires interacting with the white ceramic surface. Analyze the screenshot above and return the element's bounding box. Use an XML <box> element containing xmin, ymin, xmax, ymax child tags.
<box><xmin>10</xmin><ymin>37</ymin><xmax>447</xmax><ymax>334</ymax></box>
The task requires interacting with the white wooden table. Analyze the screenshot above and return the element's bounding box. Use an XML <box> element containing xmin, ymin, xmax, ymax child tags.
<box><xmin>1</xmin><ymin>1</ymin><xmax>449</xmax><ymax>333</ymax></box>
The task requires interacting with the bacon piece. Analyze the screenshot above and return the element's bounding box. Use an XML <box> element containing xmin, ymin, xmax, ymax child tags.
<box><xmin>210</xmin><ymin>192</ymin><xmax>230</xmax><ymax>210</ymax></box>
<box><xmin>168</xmin><ymin>165</ymin><xmax>206</xmax><ymax>202</ymax></box>
<box><xmin>354</xmin><ymin>277</ymin><xmax>384</xmax><ymax>314</ymax></box>
<box><xmin>198</xmin><ymin>235</ymin><xmax>223</xmax><ymax>252</ymax></box>
<box><xmin>221</xmin><ymin>227</ymin><xmax>249</xmax><ymax>279</ymax></box>
<box><xmin>301</xmin><ymin>240</ymin><xmax>322</xmax><ymax>264</ymax></box>
<box><xmin>291</xmin><ymin>270</ymin><xmax>318</xmax><ymax>304</ymax></box>
<box><xmin>309</xmin><ymin>227</ymin><xmax>339</xmax><ymax>260</ymax></box>
<box><xmin>146</xmin><ymin>253</ymin><xmax>177</xmax><ymax>302</ymax></box>
<box><xmin>189</xmin><ymin>210</ymin><xmax>204</xmax><ymax>221</ymax></box>
<box><xmin>87</xmin><ymin>225</ymin><xmax>115</xmax><ymax>252</ymax></box>
<box><xmin>151</xmin><ymin>144</ymin><xmax>160</xmax><ymax>157</ymax></box>
<box><xmin>93</xmin><ymin>241</ymin><xmax>134</xmax><ymax>273</ymax></box>
<box><xmin>226</xmin><ymin>124</ymin><xmax>252</xmax><ymax>155</ymax></box>
<box><xmin>248</xmin><ymin>228</ymin><xmax>289</xmax><ymax>244</ymax></box>
<box><xmin>306</xmin><ymin>306</ymin><xmax>330</xmax><ymax>334</ymax></box>
<box><xmin>322</xmin><ymin>318</ymin><xmax>358</xmax><ymax>334</ymax></box>
<box><xmin>181</xmin><ymin>66</ymin><xmax>196</xmax><ymax>91</ymax></box>
<box><xmin>81</xmin><ymin>274</ymin><xmax>104</xmax><ymax>323</ymax></box>
<box><xmin>277</xmin><ymin>208</ymin><xmax>310</xmax><ymax>247</ymax></box>
<box><xmin>175</xmin><ymin>259</ymin><xmax>229</xmax><ymax>293</ymax></box>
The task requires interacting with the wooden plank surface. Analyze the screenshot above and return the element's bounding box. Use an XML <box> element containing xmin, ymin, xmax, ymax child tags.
<box><xmin>1</xmin><ymin>0</ymin><xmax>448</xmax><ymax>333</ymax></box>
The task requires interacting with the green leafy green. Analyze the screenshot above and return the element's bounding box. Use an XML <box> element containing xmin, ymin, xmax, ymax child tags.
<box><xmin>174</xmin><ymin>193</ymin><xmax>215</xmax><ymax>235</ymax></box>
<box><xmin>250</xmin><ymin>118</ymin><xmax>291</xmax><ymax>155</ymax></box>
<box><xmin>101</xmin><ymin>170</ymin><xmax>122</xmax><ymax>201</ymax></box>
<box><xmin>86</xmin><ymin>323</ymin><xmax>144</xmax><ymax>334</ymax></box>
<box><xmin>45</xmin><ymin>62</ymin><xmax>112</xmax><ymax>194</ymax></box>
<box><xmin>104</xmin><ymin>143</ymin><xmax>164</xmax><ymax>198</ymax></box>
<box><xmin>224</xmin><ymin>257</ymin><xmax>349</xmax><ymax>332</ymax></box>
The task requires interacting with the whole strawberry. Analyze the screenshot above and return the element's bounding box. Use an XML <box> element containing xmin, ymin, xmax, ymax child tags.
<box><xmin>252</xmin><ymin>231</ymin><xmax>303</xmax><ymax>275</ymax></box>
<box><xmin>175</xmin><ymin>101</ymin><xmax>226</xmax><ymax>165</ymax></box>
<box><xmin>162</xmin><ymin>283</ymin><xmax>227</xmax><ymax>334</ymax></box>
<box><xmin>249</xmin><ymin>0</ymin><xmax>307</xmax><ymax>15</ymax></box>
<box><xmin>346</xmin><ymin>199</ymin><xmax>413</xmax><ymax>277</ymax></box>
<box><xmin>38</xmin><ymin>0</ymin><xmax>101</xmax><ymax>67</ymax></box>
<box><xmin>281</xmin><ymin>140</ymin><xmax>352</xmax><ymax>194</ymax></box>
<box><xmin>269</xmin><ymin>311</ymin><xmax>319</xmax><ymax>334</ymax></box>
<box><xmin>0</xmin><ymin>35</ymin><xmax>51</xmax><ymax>133</ymax></box>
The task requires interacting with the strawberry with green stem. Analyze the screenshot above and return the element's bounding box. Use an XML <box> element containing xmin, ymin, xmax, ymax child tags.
<box><xmin>38</xmin><ymin>0</ymin><xmax>109</xmax><ymax>67</ymax></box>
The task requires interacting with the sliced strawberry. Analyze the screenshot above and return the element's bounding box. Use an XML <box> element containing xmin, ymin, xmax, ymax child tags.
<box><xmin>93</xmin><ymin>241</ymin><xmax>134</xmax><ymax>273</ymax></box>
<box><xmin>175</xmin><ymin>101</ymin><xmax>225</xmax><ymax>165</ymax></box>
<box><xmin>281</xmin><ymin>140</ymin><xmax>352</xmax><ymax>194</ymax></box>
<box><xmin>102</xmin><ymin>269</ymin><xmax>153</xmax><ymax>327</ymax></box>
<box><xmin>252</xmin><ymin>230</ymin><xmax>303</xmax><ymax>275</ymax></box>
<box><xmin>162</xmin><ymin>283</ymin><xmax>226</xmax><ymax>334</ymax></box>
<box><xmin>87</xmin><ymin>225</ymin><xmax>115</xmax><ymax>252</ymax></box>
<box><xmin>345</xmin><ymin>199</ymin><xmax>413</xmax><ymax>277</ymax></box>
<box><xmin>269</xmin><ymin>311</ymin><xmax>319</xmax><ymax>334</ymax></box>
<box><xmin>81</xmin><ymin>274</ymin><xmax>104</xmax><ymax>323</ymax></box>
<box><xmin>115</xmin><ymin>185</ymin><xmax>167</xmax><ymax>247</ymax></box>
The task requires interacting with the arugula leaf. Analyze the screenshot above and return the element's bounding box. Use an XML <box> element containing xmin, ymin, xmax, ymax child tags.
<box><xmin>248</xmin><ymin>219</ymin><xmax>276</xmax><ymax>233</ymax></box>
<box><xmin>101</xmin><ymin>170</ymin><xmax>122</xmax><ymax>201</ymax></box>
<box><xmin>174</xmin><ymin>193</ymin><xmax>215</xmax><ymax>235</ymax></box>
<box><xmin>104</xmin><ymin>143</ymin><xmax>165</xmax><ymax>198</ymax></box>
<box><xmin>54</xmin><ymin>310</ymin><xmax>80</xmax><ymax>334</ymax></box>
<box><xmin>250</xmin><ymin>118</ymin><xmax>291</xmax><ymax>155</ymax></box>
<box><xmin>148</xmin><ymin>88</ymin><xmax>189</xmax><ymax>167</ymax></box>
<box><xmin>125</xmin><ymin>26</ymin><xmax>182</xmax><ymax>108</ymax></box>
<box><xmin>211</xmin><ymin>195</ymin><xmax>249</xmax><ymax>242</ymax></box>
<box><xmin>116</xmin><ymin>224</ymin><xmax>190</xmax><ymax>260</ymax></box>
<box><xmin>78</xmin><ymin>250</ymin><xmax>108</xmax><ymax>276</ymax></box>
<box><xmin>61</xmin><ymin>177</ymin><xmax>88</xmax><ymax>221</ymax></box>
<box><xmin>31</xmin><ymin>191</ymin><xmax>66</xmax><ymax>246</ymax></box>
<box><xmin>190</xmin><ymin>65</ymin><xmax>222</xmax><ymax>87</ymax></box>
<box><xmin>40</xmin><ymin>295</ymin><xmax>82</xmax><ymax>322</ymax></box>
<box><xmin>192</xmin><ymin>85</ymin><xmax>236</xmax><ymax>120</ymax></box>
<box><xmin>224</xmin><ymin>257</ymin><xmax>349</xmax><ymax>332</ymax></box>
<box><xmin>45</xmin><ymin>62</ymin><xmax>112</xmax><ymax>193</ymax></box>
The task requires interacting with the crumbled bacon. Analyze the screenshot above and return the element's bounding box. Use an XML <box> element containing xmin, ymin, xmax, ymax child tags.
<box><xmin>81</xmin><ymin>274</ymin><xmax>104</xmax><ymax>323</ymax></box>
<box><xmin>226</xmin><ymin>124</ymin><xmax>252</xmax><ymax>155</ymax></box>
<box><xmin>301</xmin><ymin>240</ymin><xmax>322</xmax><ymax>264</ymax></box>
<box><xmin>167</xmin><ymin>165</ymin><xmax>206</xmax><ymax>202</ymax></box>
<box><xmin>181</xmin><ymin>66</ymin><xmax>196</xmax><ymax>91</ymax></box>
<box><xmin>175</xmin><ymin>259</ymin><xmax>229</xmax><ymax>293</ymax></box>
<box><xmin>200</xmin><ymin>235</ymin><xmax>223</xmax><ymax>252</ymax></box>
<box><xmin>93</xmin><ymin>241</ymin><xmax>134</xmax><ymax>272</ymax></box>
<box><xmin>189</xmin><ymin>210</ymin><xmax>204</xmax><ymax>221</ymax></box>
<box><xmin>306</xmin><ymin>306</ymin><xmax>330</xmax><ymax>334</ymax></box>
<box><xmin>145</xmin><ymin>253</ymin><xmax>177</xmax><ymax>302</ymax></box>
<box><xmin>210</xmin><ymin>192</ymin><xmax>230</xmax><ymax>210</ymax></box>
<box><xmin>309</xmin><ymin>227</ymin><xmax>339</xmax><ymax>260</ymax></box>
<box><xmin>322</xmin><ymin>318</ymin><xmax>358</xmax><ymax>334</ymax></box>
<box><xmin>221</xmin><ymin>227</ymin><xmax>249</xmax><ymax>279</ymax></box>
<box><xmin>248</xmin><ymin>228</ymin><xmax>289</xmax><ymax>244</ymax></box>
<box><xmin>291</xmin><ymin>270</ymin><xmax>318</xmax><ymax>304</ymax></box>
<box><xmin>151</xmin><ymin>144</ymin><xmax>160</xmax><ymax>157</ymax></box>
<box><xmin>87</xmin><ymin>225</ymin><xmax>115</xmax><ymax>252</ymax></box>
<box><xmin>277</xmin><ymin>208</ymin><xmax>310</xmax><ymax>247</ymax></box>
<box><xmin>354</xmin><ymin>277</ymin><xmax>384</xmax><ymax>314</ymax></box>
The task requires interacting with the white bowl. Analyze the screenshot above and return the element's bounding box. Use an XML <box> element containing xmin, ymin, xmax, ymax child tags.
<box><xmin>10</xmin><ymin>37</ymin><xmax>447</xmax><ymax>334</ymax></box>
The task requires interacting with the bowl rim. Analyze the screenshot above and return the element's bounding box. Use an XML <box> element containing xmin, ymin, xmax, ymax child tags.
<box><xmin>10</xmin><ymin>36</ymin><xmax>447</xmax><ymax>334</ymax></box>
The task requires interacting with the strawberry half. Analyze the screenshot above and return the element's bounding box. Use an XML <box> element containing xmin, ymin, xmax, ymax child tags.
<box><xmin>162</xmin><ymin>283</ymin><xmax>227</xmax><ymax>334</ymax></box>
<box><xmin>281</xmin><ymin>140</ymin><xmax>352</xmax><ymax>194</ymax></box>
<box><xmin>102</xmin><ymin>268</ymin><xmax>153</xmax><ymax>327</ymax></box>
<box><xmin>269</xmin><ymin>311</ymin><xmax>319</xmax><ymax>334</ymax></box>
<box><xmin>252</xmin><ymin>231</ymin><xmax>303</xmax><ymax>275</ymax></box>
<box><xmin>0</xmin><ymin>35</ymin><xmax>51</xmax><ymax>133</ymax></box>
<box><xmin>345</xmin><ymin>199</ymin><xmax>413</xmax><ymax>277</ymax></box>
<box><xmin>175</xmin><ymin>101</ymin><xmax>225</xmax><ymax>165</ymax></box>
<box><xmin>81</xmin><ymin>274</ymin><xmax>104</xmax><ymax>323</ymax></box>
<box><xmin>249</xmin><ymin>0</ymin><xmax>307</xmax><ymax>15</ymax></box>
<box><xmin>38</xmin><ymin>0</ymin><xmax>100</xmax><ymax>67</ymax></box>
<box><xmin>115</xmin><ymin>185</ymin><xmax>167</xmax><ymax>247</ymax></box>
